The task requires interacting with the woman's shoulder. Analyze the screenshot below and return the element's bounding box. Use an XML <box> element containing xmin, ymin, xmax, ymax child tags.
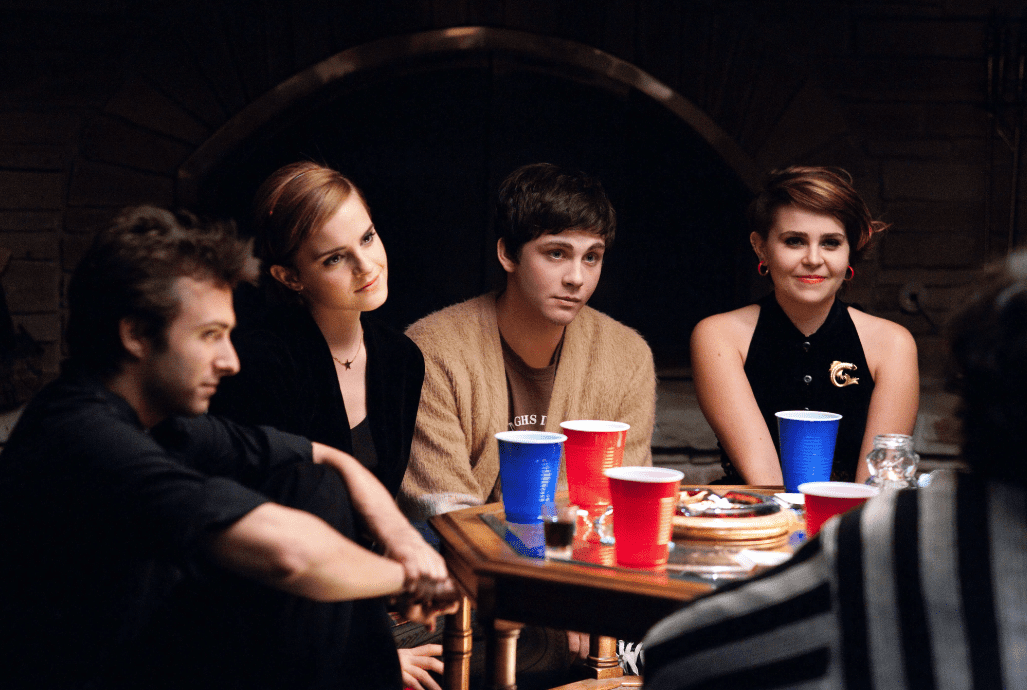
<box><xmin>692</xmin><ymin>304</ymin><xmax>761</xmax><ymax>346</ymax></box>
<box><xmin>847</xmin><ymin>306</ymin><xmax>917</xmax><ymax>354</ymax></box>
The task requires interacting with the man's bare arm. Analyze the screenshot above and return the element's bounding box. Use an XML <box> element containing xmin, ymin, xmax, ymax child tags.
<box><xmin>310</xmin><ymin>443</ymin><xmax>451</xmax><ymax>599</ymax></box>
<box><xmin>204</xmin><ymin>502</ymin><xmax>405</xmax><ymax>601</ymax></box>
<box><xmin>204</xmin><ymin>502</ymin><xmax>460</xmax><ymax>624</ymax></box>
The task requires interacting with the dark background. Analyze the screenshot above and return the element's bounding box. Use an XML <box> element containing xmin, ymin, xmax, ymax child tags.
<box><xmin>199</xmin><ymin>58</ymin><xmax>751</xmax><ymax>362</ymax></box>
<box><xmin>0</xmin><ymin>0</ymin><xmax>1024</xmax><ymax>385</ymax></box>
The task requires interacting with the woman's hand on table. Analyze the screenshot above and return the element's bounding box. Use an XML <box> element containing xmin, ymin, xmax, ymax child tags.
<box><xmin>690</xmin><ymin>313</ymin><xmax>784</xmax><ymax>485</ymax></box>
<box><xmin>398</xmin><ymin>644</ymin><xmax>444</xmax><ymax>690</ymax></box>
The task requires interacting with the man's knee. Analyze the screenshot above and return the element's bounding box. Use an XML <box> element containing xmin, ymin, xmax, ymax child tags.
<box><xmin>262</xmin><ymin>461</ymin><xmax>355</xmax><ymax>537</ymax></box>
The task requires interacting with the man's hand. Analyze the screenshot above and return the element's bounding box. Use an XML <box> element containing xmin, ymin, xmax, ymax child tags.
<box><xmin>311</xmin><ymin>442</ymin><xmax>451</xmax><ymax>598</ymax></box>
<box><xmin>393</xmin><ymin>582</ymin><xmax>461</xmax><ymax>632</ymax></box>
<box><xmin>307</xmin><ymin>442</ymin><xmax>457</xmax><ymax>604</ymax></box>
<box><xmin>398</xmin><ymin>644</ymin><xmax>444</xmax><ymax>690</ymax></box>
<box><xmin>382</xmin><ymin>527</ymin><xmax>451</xmax><ymax>600</ymax></box>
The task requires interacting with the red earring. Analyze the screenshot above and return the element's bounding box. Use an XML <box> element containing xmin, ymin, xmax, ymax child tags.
<box><xmin>844</xmin><ymin>265</ymin><xmax>855</xmax><ymax>281</ymax></box>
<box><xmin>757</xmin><ymin>261</ymin><xmax>770</xmax><ymax>277</ymax></box>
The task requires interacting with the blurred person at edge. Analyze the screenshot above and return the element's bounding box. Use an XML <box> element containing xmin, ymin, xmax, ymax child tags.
<box><xmin>643</xmin><ymin>250</ymin><xmax>1027</xmax><ymax>689</ymax></box>
<box><xmin>691</xmin><ymin>166</ymin><xmax>918</xmax><ymax>485</ymax></box>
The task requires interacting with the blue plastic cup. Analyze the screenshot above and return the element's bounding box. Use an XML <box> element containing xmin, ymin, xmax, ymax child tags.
<box><xmin>775</xmin><ymin>411</ymin><xmax>842</xmax><ymax>493</ymax></box>
<box><xmin>495</xmin><ymin>431</ymin><xmax>567</xmax><ymax>524</ymax></box>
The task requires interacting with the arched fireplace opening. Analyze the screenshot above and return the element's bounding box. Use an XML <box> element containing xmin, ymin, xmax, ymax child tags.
<box><xmin>187</xmin><ymin>29</ymin><xmax>755</xmax><ymax>369</ymax></box>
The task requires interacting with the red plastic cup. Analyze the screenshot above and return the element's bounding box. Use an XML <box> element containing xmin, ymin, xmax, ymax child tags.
<box><xmin>799</xmin><ymin>481</ymin><xmax>880</xmax><ymax>536</ymax></box>
<box><xmin>604</xmin><ymin>466</ymin><xmax>683</xmax><ymax>568</ymax></box>
<box><xmin>560</xmin><ymin>420</ymin><xmax>630</xmax><ymax>511</ymax></box>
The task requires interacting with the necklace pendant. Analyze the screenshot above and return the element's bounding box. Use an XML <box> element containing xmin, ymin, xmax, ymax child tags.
<box><xmin>331</xmin><ymin>331</ymin><xmax>362</xmax><ymax>372</ymax></box>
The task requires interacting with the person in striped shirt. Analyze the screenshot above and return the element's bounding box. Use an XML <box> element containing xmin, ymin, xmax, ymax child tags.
<box><xmin>642</xmin><ymin>250</ymin><xmax>1027</xmax><ymax>690</ymax></box>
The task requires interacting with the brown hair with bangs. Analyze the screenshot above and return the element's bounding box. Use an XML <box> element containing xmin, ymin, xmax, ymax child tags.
<box><xmin>253</xmin><ymin>161</ymin><xmax>369</xmax><ymax>295</ymax></box>
<box><xmin>496</xmin><ymin>162</ymin><xmax>616</xmax><ymax>261</ymax></box>
<box><xmin>748</xmin><ymin>166</ymin><xmax>888</xmax><ymax>261</ymax></box>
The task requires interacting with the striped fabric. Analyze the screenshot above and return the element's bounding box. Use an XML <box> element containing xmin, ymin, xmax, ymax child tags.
<box><xmin>643</xmin><ymin>471</ymin><xmax>1027</xmax><ymax>690</ymax></box>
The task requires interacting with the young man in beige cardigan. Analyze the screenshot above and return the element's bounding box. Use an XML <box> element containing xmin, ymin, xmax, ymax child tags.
<box><xmin>399</xmin><ymin>163</ymin><xmax>656</xmax><ymax>523</ymax></box>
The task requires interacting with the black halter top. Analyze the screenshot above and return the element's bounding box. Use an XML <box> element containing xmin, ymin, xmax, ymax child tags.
<box><xmin>719</xmin><ymin>293</ymin><xmax>874</xmax><ymax>483</ymax></box>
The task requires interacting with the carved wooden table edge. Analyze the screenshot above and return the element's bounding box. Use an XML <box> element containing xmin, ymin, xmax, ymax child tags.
<box><xmin>429</xmin><ymin>486</ymin><xmax>788</xmax><ymax>690</ymax></box>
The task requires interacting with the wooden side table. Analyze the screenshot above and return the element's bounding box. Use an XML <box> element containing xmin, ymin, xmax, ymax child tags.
<box><xmin>431</xmin><ymin>505</ymin><xmax>711</xmax><ymax>690</ymax></box>
<box><xmin>430</xmin><ymin>487</ymin><xmax>792</xmax><ymax>690</ymax></box>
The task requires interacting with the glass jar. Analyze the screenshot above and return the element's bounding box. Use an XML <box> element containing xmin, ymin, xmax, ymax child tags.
<box><xmin>864</xmin><ymin>434</ymin><xmax>919</xmax><ymax>489</ymax></box>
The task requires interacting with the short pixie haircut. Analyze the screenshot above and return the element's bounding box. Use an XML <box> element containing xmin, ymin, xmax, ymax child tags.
<box><xmin>67</xmin><ymin>206</ymin><xmax>259</xmax><ymax>377</ymax></box>
<box><xmin>496</xmin><ymin>163</ymin><xmax>616</xmax><ymax>261</ymax></box>
<box><xmin>748</xmin><ymin>166</ymin><xmax>887</xmax><ymax>261</ymax></box>
<box><xmin>949</xmin><ymin>250</ymin><xmax>1027</xmax><ymax>486</ymax></box>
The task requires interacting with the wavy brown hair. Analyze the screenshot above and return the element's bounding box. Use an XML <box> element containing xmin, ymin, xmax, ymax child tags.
<box><xmin>748</xmin><ymin>166</ymin><xmax>887</xmax><ymax>261</ymax></box>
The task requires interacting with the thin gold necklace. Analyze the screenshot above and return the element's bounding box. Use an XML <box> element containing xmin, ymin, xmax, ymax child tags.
<box><xmin>331</xmin><ymin>329</ymin><xmax>363</xmax><ymax>371</ymax></box>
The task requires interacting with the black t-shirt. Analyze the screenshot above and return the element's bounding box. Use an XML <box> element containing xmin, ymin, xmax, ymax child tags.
<box><xmin>0</xmin><ymin>367</ymin><xmax>312</xmax><ymax>689</ymax></box>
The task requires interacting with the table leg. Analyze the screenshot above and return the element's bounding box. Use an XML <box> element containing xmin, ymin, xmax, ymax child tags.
<box><xmin>486</xmin><ymin>619</ymin><xmax>523</xmax><ymax>690</ymax></box>
<box><xmin>443</xmin><ymin>596</ymin><xmax>473</xmax><ymax>690</ymax></box>
<box><xmin>584</xmin><ymin>635</ymin><xmax>623</xmax><ymax>680</ymax></box>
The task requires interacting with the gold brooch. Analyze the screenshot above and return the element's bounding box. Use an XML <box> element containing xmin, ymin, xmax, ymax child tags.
<box><xmin>830</xmin><ymin>361</ymin><xmax>859</xmax><ymax>387</ymax></box>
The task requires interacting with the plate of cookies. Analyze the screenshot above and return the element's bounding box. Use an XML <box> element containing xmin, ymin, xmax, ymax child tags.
<box><xmin>674</xmin><ymin>488</ymin><xmax>798</xmax><ymax>549</ymax></box>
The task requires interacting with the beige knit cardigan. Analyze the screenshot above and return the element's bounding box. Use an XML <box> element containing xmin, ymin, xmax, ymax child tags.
<box><xmin>399</xmin><ymin>293</ymin><xmax>655</xmax><ymax>521</ymax></box>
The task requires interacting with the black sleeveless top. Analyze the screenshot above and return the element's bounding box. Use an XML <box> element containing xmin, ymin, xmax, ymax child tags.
<box><xmin>719</xmin><ymin>293</ymin><xmax>874</xmax><ymax>483</ymax></box>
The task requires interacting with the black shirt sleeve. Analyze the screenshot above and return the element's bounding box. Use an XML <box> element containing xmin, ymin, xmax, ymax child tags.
<box><xmin>3</xmin><ymin>380</ymin><xmax>312</xmax><ymax>561</ymax></box>
<box><xmin>151</xmin><ymin>414</ymin><xmax>313</xmax><ymax>488</ymax></box>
